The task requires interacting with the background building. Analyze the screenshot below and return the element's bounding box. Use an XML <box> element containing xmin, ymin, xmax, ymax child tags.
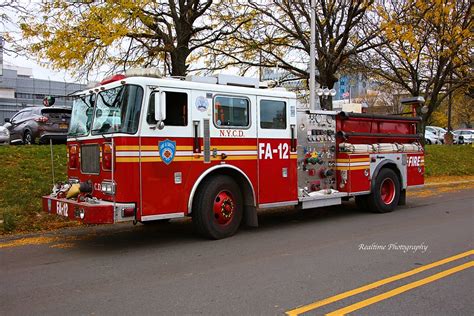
<box><xmin>0</xmin><ymin>66</ymin><xmax>86</xmax><ymax>122</ymax></box>
<box><xmin>333</xmin><ymin>74</ymin><xmax>368</xmax><ymax>101</ymax></box>
<box><xmin>0</xmin><ymin>39</ymin><xmax>86</xmax><ymax>122</ymax></box>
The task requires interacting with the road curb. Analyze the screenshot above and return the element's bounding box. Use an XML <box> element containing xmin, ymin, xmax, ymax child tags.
<box><xmin>423</xmin><ymin>180</ymin><xmax>474</xmax><ymax>187</ymax></box>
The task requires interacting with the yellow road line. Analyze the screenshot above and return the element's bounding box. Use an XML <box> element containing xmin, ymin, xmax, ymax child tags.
<box><xmin>285</xmin><ymin>249</ymin><xmax>474</xmax><ymax>315</ymax></box>
<box><xmin>326</xmin><ymin>261</ymin><xmax>474</xmax><ymax>316</ymax></box>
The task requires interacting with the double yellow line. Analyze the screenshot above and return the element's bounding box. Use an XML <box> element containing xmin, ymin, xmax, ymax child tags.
<box><xmin>286</xmin><ymin>250</ymin><xmax>474</xmax><ymax>315</ymax></box>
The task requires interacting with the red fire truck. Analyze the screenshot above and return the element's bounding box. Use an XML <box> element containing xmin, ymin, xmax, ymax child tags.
<box><xmin>43</xmin><ymin>72</ymin><xmax>424</xmax><ymax>239</ymax></box>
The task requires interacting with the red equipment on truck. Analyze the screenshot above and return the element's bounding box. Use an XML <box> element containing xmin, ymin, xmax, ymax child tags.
<box><xmin>43</xmin><ymin>72</ymin><xmax>424</xmax><ymax>239</ymax></box>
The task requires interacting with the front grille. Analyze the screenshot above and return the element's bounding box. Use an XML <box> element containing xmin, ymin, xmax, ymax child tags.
<box><xmin>81</xmin><ymin>144</ymin><xmax>100</xmax><ymax>174</ymax></box>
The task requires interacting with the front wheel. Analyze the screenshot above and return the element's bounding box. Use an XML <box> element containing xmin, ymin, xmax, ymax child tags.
<box><xmin>367</xmin><ymin>168</ymin><xmax>400</xmax><ymax>213</ymax></box>
<box><xmin>192</xmin><ymin>175</ymin><xmax>243</xmax><ymax>239</ymax></box>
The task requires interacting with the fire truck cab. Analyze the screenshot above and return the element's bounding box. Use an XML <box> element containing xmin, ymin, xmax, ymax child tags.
<box><xmin>43</xmin><ymin>72</ymin><xmax>424</xmax><ymax>239</ymax></box>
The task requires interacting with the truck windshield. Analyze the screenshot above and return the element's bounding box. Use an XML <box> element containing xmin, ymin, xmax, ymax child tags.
<box><xmin>68</xmin><ymin>94</ymin><xmax>95</xmax><ymax>137</ymax></box>
<box><xmin>92</xmin><ymin>85</ymin><xmax>143</xmax><ymax>135</ymax></box>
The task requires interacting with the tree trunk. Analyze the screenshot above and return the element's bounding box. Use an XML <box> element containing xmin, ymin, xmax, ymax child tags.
<box><xmin>319</xmin><ymin>96</ymin><xmax>335</xmax><ymax>110</ymax></box>
<box><xmin>170</xmin><ymin>47</ymin><xmax>190</xmax><ymax>76</ymax></box>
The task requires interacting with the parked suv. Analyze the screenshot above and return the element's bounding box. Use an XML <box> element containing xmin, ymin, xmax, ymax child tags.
<box><xmin>424</xmin><ymin>130</ymin><xmax>441</xmax><ymax>145</ymax></box>
<box><xmin>4</xmin><ymin>107</ymin><xmax>71</xmax><ymax>144</ymax></box>
<box><xmin>453</xmin><ymin>129</ymin><xmax>473</xmax><ymax>145</ymax></box>
<box><xmin>425</xmin><ymin>126</ymin><xmax>446</xmax><ymax>144</ymax></box>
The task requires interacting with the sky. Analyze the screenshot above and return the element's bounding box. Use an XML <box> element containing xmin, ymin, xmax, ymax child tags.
<box><xmin>3</xmin><ymin>54</ymin><xmax>77</xmax><ymax>82</ymax></box>
<box><xmin>1</xmin><ymin>1</ymin><xmax>84</xmax><ymax>84</ymax></box>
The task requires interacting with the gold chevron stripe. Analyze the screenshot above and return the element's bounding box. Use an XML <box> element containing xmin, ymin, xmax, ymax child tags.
<box><xmin>336</xmin><ymin>158</ymin><xmax>370</xmax><ymax>163</ymax></box>
<box><xmin>116</xmin><ymin>155</ymin><xmax>260</xmax><ymax>163</ymax></box>
<box><xmin>336</xmin><ymin>166</ymin><xmax>370</xmax><ymax>171</ymax></box>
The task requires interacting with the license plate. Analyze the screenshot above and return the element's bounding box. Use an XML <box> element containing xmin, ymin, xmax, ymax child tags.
<box><xmin>57</xmin><ymin>201</ymin><xmax>69</xmax><ymax>217</ymax></box>
<box><xmin>59</xmin><ymin>123</ymin><xmax>68</xmax><ymax>129</ymax></box>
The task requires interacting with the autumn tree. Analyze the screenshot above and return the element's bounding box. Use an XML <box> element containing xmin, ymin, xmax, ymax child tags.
<box><xmin>19</xmin><ymin>0</ymin><xmax>248</xmax><ymax>79</ymax></box>
<box><xmin>362</xmin><ymin>0</ymin><xmax>473</xmax><ymax>125</ymax></box>
<box><xmin>430</xmin><ymin>88</ymin><xmax>473</xmax><ymax>128</ymax></box>
<box><xmin>204</xmin><ymin>0</ymin><xmax>379</xmax><ymax>109</ymax></box>
<box><xmin>0</xmin><ymin>2</ymin><xmax>28</xmax><ymax>54</ymax></box>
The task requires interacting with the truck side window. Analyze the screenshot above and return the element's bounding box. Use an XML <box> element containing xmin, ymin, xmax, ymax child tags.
<box><xmin>147</xmin><ymin>91</ymin><xmax>188</xmax><ymax>126</ymax></box>
<box><xmin>214</xmin><ymin>96</ymin><xmax>249</xmax><ymax>127</ymax></box>
<box><xmin>260</xmin><ymin>100</ymin><xmax>286</xmax><ymax>129</ymax></box>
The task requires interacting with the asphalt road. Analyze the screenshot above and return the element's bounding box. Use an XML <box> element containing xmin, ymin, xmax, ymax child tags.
<box><xmin>1</xmin><ymin>187</ymin><xmax>473</xmax><ymax>315</ymax></box>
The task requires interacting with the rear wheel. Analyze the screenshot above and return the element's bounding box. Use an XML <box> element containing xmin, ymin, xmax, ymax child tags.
<box><xmin>367</xmin><ymin>168</ymin><xmax>400</xmax><ymax>213</ymax></box>
<box><xmin>23</xmin><ymin>130</ymin><xmax>34</xmax><ymax>145</ymax></box>
<box><xmin>193</xmin><ymin>175</ymin><xmax>243</xmax><ymax>239</ymax></box>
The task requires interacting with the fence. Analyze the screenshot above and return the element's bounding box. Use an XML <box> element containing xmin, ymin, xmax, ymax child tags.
<box><xmin>0</xmin><ymin>105</ymin><xmax>23</xmax><ymax>123</ymax></box>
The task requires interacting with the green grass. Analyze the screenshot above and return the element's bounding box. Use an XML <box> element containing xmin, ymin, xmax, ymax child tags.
<box><xmin>424</xmin><ymin>145</ymin><xmax>474</xmax><ymax>177</ymax></box>
<box><xmin>0</xmin><ymin>144</ymin><xmax>472</xmax><ymax>234</ymax></box>
<box><xmin>0</xmin><ymin>145</ymin><xmax>70</xmax><ymax>233</ymax></box>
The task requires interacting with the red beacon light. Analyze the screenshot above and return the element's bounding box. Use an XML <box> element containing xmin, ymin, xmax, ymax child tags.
<box><xmin>99</xmin><ymin>74</ymin><xmax>126</xmax><ymax>86</ymax></box>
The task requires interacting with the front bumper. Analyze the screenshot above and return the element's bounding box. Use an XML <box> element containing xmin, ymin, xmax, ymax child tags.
<box><xmin>42</xmin><ymin>195</ymin><xmax>135</xmax><ymax>224</ymax></box>
<box><xmin>0</xmin><ymin>136</ymin><xmax>9</xmax><ymax>145</ymax></box>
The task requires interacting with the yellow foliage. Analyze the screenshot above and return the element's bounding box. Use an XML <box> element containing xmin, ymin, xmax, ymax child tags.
<box><xmin>430</xmin><ymin>111</ymin><xmax>448</xmax><ymax>127</ymax></box>
<box><xmin>379</xmin><ymin>0</ymin><xmax>472</xmax><ymax>68</ymax></box>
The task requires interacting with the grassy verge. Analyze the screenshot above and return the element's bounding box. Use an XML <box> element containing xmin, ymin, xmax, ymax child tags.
<box><xmin>424</xmin><ymin>144</ymin><xmax>474</xmax><ymax>177</ymax></box>
<box><xmin>1</xmin><ymin>144</ymin><xmax>473</xmax><ymax>234</ymax></box>
<box><xmin>0</xmin><ymin>145</ymin><xmax>80</xmax><ymax>234</ymax></box>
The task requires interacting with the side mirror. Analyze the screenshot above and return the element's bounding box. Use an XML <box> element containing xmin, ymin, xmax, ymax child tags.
<box><xmin>4</xmin><ymin>118</ymin><xmax>10</xmax><ymax>123</ymax></box>
<box><xmin>154</xmin><ymin>91</ymin><xmax>166</xmax><ymax>129</ymax></box>
<box><xmin>43</xmin><ymin>96</ymin><xmax>56</xmax><ymax>107</ymax></box>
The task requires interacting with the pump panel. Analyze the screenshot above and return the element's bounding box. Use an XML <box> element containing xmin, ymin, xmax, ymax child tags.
<box><xmin>297</xmin><ymin>110</ymin><xmax>337</xmax><ymax>196</ymax></box>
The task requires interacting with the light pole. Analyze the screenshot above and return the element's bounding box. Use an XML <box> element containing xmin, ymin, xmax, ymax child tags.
<box><xmin>317</xmin><ymin>87</ymin><xmax>337</xmax><ymax>101</ymax></box>
<box><xmin>310</xmin><ymin>0</ymin><xmax>317</xmax><ymax>110</ymax></box>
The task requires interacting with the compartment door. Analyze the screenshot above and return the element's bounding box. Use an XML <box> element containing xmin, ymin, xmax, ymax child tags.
<box><xmin>257</xmin><ymin>97</ymin><xmax>298</xmax><ymax>206</ymax></box>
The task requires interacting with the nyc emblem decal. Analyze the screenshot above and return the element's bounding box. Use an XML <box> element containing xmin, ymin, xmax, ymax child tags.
<box><xmin>159</xmin><ymin>139</ymin><xmax>176</xmax><ymax>165</ymax></box>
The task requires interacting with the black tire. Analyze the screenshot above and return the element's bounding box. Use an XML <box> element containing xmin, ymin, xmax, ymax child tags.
<box><xmin>398</xmin><ymin>189</ymin><xmax>407</xmax><ymax>206</ymax></box>
<box><xmin>192</xmin><ymin>175</ymin><xmax>243</xmax><ymax>239</ymax></box>
<box><xmin>355</xmin><ymin>195</ymin><xmax>369</xmax><ymax>211</ymax></box>
<box><xmin>23</xmin><ymin>130</ymin><xmax>34</xmax><ymax>145</ymax></box>
<box><xmin>425</xmin><ymin>139</ymin><xmax>431</xmax><ymax>145</ymax></box>
<box><xmin>367</xmin><ymin>168</ymin><xmax>400</xmax><ymax>213</ymax></box>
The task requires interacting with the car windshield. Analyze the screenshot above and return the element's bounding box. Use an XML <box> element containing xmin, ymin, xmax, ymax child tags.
<box><xmin>92</xmin><ymin>85</ymin><xmax>143</xmax><ymax>135</ymax></box>
<box><xmin>68</xmin><ymin>94</ymin><xmax>95</xmax><ymax>137</ymax></box>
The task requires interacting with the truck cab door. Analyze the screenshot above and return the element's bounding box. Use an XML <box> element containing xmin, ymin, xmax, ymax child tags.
<box><xmin>256</xmin><ymin>97</ymin><xmax>298</xmax><ymax>206</ymax></box>
<box><xmin>139</xmin><ymin>87</ymin><xmax>193</xmax><ymax>220</ymax></box>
